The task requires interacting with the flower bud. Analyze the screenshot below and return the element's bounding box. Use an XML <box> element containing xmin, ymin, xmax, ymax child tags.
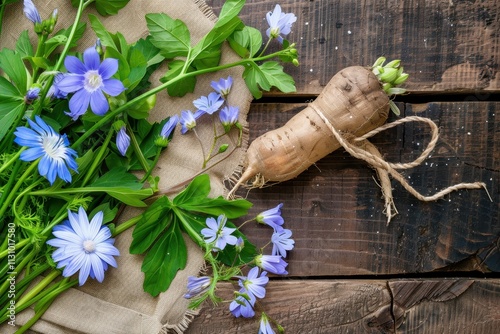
<box><xmin>379</xmin><ymin>67</ymin><xmax>398</xmax><ymax>83</ymax></box>
<box><xmin>394</xmin><ymin>73</ymin><xmax>409</xmax><ymax>85</ymax></box>
<box><xmin>218</xmin><ymin>144</ymin><xmax>229</xmax><ymax>153</ymax></box>
<box><xmin>385</xmin><ymin>59</ymin><xmax>401</xmax><ymax>69</ymax></box>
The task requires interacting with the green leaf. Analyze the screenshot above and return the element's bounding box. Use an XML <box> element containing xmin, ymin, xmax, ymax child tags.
<box><xmin>94</xmin><ymin>0</ymin><xmax>130</xmax><ymax>16</ymax></box>
<box><xmin>0</xmin><ymin>100</ymin><xmax>24</xmax><ymax>142</ymax></box>
<box><xmin>126</xmin><ymin>48</ymin><xmax>147</xmax><ymax>91</ymax></box>
<box><xmin>160</xmin><ymin>60</ymin><xmax>196</xmax><ymax>97</ymax></box>
<box><xmin>104</xmin><ymin>46</ymin><xmax>130</xmax><ymax>83</ymax></box>
<box><xmin>89</xmin><ymin>202</ymin><xmax>118</xmax><ymax>224</ymax></box>
<box><xmin>180</xmin><ymin>197</ymin><xmax>252</xmax><ymax>219</ymax></box>
<box><xmin>91</xmin><ymin>167</ymin><xmax>142</xmax><ymax>190</ymax></box>
<box><xmin>89</xmin><ymin>14</ymin><xmax>118</xmax><ymax>50</ymax></box>
<box><xmin>246</xmin><ymin>26</ymin><xmax>263</xmax><ymax>57</ymax></box>
<box><xmin>173</xmin><ymin>174</ymin><xmax>211</xmax><ymax>206</ymax></box>
<box><xmin>15</xmin><ymin>30</ymin><xmax>34</xmax><ymax>58</ymax></box>
<box><xmin>31</xmin><ymin>57</ymin><xmax>52</xmax><ymax>70</ymax></box>
<box><xmin>0</xmin><ymin>49</ymin><xmax>28</xmax><ymax>94</ymax></box>
<box><xmin>242</xmin><ymin>62</ymin><xmax>271</xmax><ymax>99</ymax></box>
<box><xmin>141</xmin><ymin>220</ymin><xmax>187</xmax><ymax>296</ymax></box>
<box><xmin>228</xmin><ymin>26</ymin><xmax>262</xmax><ymax>58</ymax></box>
<box><xmin>191</xmin><ymin>44</ymin><xmax>221</xmax><ymax>70</ymax></box>
<box><xmin>45</xmin><ymin>22</ymin><xmax>86</xmax><ymax>57</ymax></box>
<box><xmin>215</xmin><ymin>223</ymin><xmax>258</xmax><ymax>265</ymax></box>
<box><xmin>134</xmin><ymin>37</ymin><xmax>163</xmax><ymax>67</ymax></box>
<box><xmin>130</xmin><ymin>196</ymin><xmax>172</xmax><ymax>254</ymax></box>
<box><xmin>146</xmin><ymin>13</ymin><xmax>190</xmax><ymax>59</ymax></box>
<box><xmin>0</xmin><ymin>76</ymin><xmax>22</xmax><ymax>98</ymax></box>
<box><xmin>216</xmin><ymin>0</ymin><xmax>245</xmax><ymax>27</ymax></box>
<box><xmin>259</xmin><ymin>61</ymin><xmax>296</xmax><ymax>94</ymax></box>
<box><xmin>82</xmin><ymin>187</ymin><xmax>152</xmax><ymax>207</ymax></box>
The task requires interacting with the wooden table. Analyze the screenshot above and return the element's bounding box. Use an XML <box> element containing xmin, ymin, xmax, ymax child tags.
<box><xmin>188</xmin><ymin>1</ymin><xmax>500</xmax><ymax>332</ymax></box>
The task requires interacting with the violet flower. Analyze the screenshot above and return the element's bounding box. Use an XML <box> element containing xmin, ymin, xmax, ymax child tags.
<box><xmin>271</xmin><ymin>228</ymin><xmax>295</xmax><ymax>258</ymax></box>
<box><xmin>193</xmin><ymin>92</ymin><xmax>224</xmax><ymax>116</ymax></box>
<box><xmin>266</xmin><ymin>4</ymin><xmax>297</xmax><ymax>43</ymax></box>
<box><xmin>256</xmin><ymin>203</ymin><xmax>284</xmax><ymax>231</ymax></box>
<box><xmin>116</xmin><ymin>126</ymin><xmax>130</xmax><ymax>156</ymax></box>
<box><xmin>201</xmin><ymin>214</ymin><xmax>238</xmax><ymax>251</ymax></box>
<box><xmin>255</xmin><ymin>254</ymin><xmax>288</xmax><ymax>275</ymax></box>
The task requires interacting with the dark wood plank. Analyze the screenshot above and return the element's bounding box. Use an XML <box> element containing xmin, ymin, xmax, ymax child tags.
<box><xmin>207</xmin><ymin>0</ymin><xmax>500</xmax><ymax>95</ymax></box>
<box><xmin>186</xmin><ymin>279</ymin><xmax>500</xmax><ymax>333</ymax></box>
<box><xmin>230</xmin><ymin>101</ymin><xmax>499</xmax><ymax>276</ymax></box>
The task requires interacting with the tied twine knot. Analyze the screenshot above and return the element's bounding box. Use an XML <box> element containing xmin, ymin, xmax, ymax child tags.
<box><xmin>309</xmin><ymin>103</ymin><xmax>491</xmax><ymax>224</ymax></box>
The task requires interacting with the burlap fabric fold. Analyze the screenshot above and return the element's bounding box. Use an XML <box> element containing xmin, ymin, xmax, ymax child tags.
<box><xmin>0</xmin><ymin>1</ymin><xmax>252</xmax><ymax>333</ymax></box>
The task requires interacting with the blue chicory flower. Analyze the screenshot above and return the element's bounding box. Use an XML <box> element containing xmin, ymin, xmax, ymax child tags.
<box><xmin>271</xmin><ymin>228</ymin><xmax>295</xmax><ymax>258</ymax></box>
<box><xmin>25</xmin><ymin>87</ymin><xmax>40</xmax><ymax>103</ymax></box>
<box><xmin>116</xmin><ymin>126</ymin><xmax>130</xmax><ymax>156</ymax></box>
<box><xmin>219</xmin><ymin>105</ymin><xmax>239</xmax><ymax>132</ymax></box>
<box><xmin>193</xmin><ymin>92</ymin><xmax>224</xmax><ymax>116</ymax></box>
<box><xmin>266</xmin><ymin>4</ymin><xmax>297</xmax><ymax>43</ymax></box>
<box><xmin>229</xmin><ymin>290</ymin><xmax>256</xmax><ymax>318</ymax></box>
<box><xmin>160</xmin><ymin>114</ymin><xmax>179</xmax><ymax>139</ymax></box>
<box><xmin>46</xmin><ymin>207</ymin><xmax>120</xmax><ymax>286</ymax></box>
<box><xmin>184</xmin><ymin>276</ymin><xmax>212</xmax><ymax>299</ymax></box>
<box><xmin>180</xmin><ymin>110</ymin><xmax>198</xmax><ymax>134</ymax></box>
<box><xmin>201</xmin><ymin>214</ymin><xmax>238</xmax><ymax>251</ymax></box>
<box><xmin>259</xmin><ymin>313</ymin><xmax>275</xmax><ymax>334</ymax></box>
<box><xmin>255</xmin><ymin>254</ymin><xmax>288</xmax><ymax>275</ymax></box>
<box><xmin>256</xmin><ymin>203</ymin><xmax>284</xmax><ymax>231</ymax></box>
<box><xmin>210</xmin><ymin>76</ymin><xmax>233</xmax><ymax>98</ymax></box>
<box><xmin>23</xmin><ymin>0</ymin><xmax>42</xmax><ymax>24</ymax></box>
<box><xmin>14</xmin><ymin>115</ymin><xmax>78</xmax><ymax>184</ymax></box>
<box><xmin>239</xmin><ymin>267</ymin><xmax>269</xmax><ymax>300</ymax></box>
<box><xmin>56</xmin><ymin>47</ymin><xmax>125</xmax><ymax>120</ymax></box>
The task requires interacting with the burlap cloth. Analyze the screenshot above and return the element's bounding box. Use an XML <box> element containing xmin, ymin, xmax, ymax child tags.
<box><xmin>0</xmin><ymin>1</ymin><xmax>252</xmax><ymax>333</ymax></box>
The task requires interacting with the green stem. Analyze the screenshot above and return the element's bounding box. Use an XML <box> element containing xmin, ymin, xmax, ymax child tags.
<box><xmin>0</xmin><ymin>248</ymin><xmax>35</xmax><ymax>299</ymax></box>
<box><xmin>15</xmin><ymin>270</ymin><xmax>60</xmax><ymax>308</ymax></box>
<box><xmin>0</xmin><ymin>148</ymin><xmax>25</xmax><ymax>175</ymax></box>
<box><xmin>0</xmin><ymin>161</ymin><xmax>38</xmax><ymax>224</ymax></box>
<box><xmin>0</xmin><ymin>239</ymin><xmax>30</xmax><ymax>260</ymax></box>
<box><xmin>81</xmin><ymin>126</ymin><xmax>114</xmax><ymax>187</ymax></box>
<box><xmin>113</xmin><ymin>215</ymin><xmax>142</xmax><ymax>236</ymax></box>
<box><xmin>15</xmin><ymin>300</ymin><xmax>52</xmax><ymax>334</ymax></box>
<box><xmin>140</xmin><ymin>147</ymin><xmax>162</xmax><ymax>183</ymax></box>
<box><xmin>71</xmin><ymin>50</ymin><xmax>287</xmax><ymax>149</ymax></box>
<box><xmin>0</xmin><ymin>0</ymin><xmax>6</xmax><ymax>37</ymax></box>
<box><xmin>172</xmin><ymin>207</ymin><xmax>203</xmax><ymax>245</ymax></box>
<box><xmin>127</xmin><ymin>123</ymin><xmax>150</xmax><ymax>172</ymax></box>
<box><xmin>32</xmin><ymin>34</ymin><xmax>48</xmax><ymax>82</ymax></box>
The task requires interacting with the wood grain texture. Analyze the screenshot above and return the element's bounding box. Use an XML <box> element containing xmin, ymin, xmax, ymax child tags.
<box><xmin>230</xmin><ymin>101</ymin><xmax>499</xmax><ymax>276</ymax></box>
<box><xmin>186</xmin><ymin>279</ymin><xmax>500</xmax><ymax>333</ymax></box>
<box><xmin>206</xmin><ymin>0</ymin><xmax>500</xmax><ymax>94</ymax></box>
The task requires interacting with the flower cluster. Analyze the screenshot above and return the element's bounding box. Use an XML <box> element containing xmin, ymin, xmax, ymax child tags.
<box><xmin>187</xmin><ymin>204</ymin><xmax>294</xmax><ymax>333</ymax></box>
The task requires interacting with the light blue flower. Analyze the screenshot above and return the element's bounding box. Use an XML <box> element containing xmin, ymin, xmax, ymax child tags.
<box><xmin>56</xmin><ymin>47</ymin><xmax>125</xmax><ymax>120</ymax></box>
<box><xmin>193</xmin><ymin>92</ymin><xmax>224</xmax><ymax>116</ymax></box>
<box><xmin>256</xmin><ymin>203</ymin><xmax>284</xmax><ymax>231</ymax></box>
<box><xmin>46</xmin><ymin>207</ymin><xmax>120</xmax><ymax>286</ymax></box>
<box><xmin>184</xmin><ymin>276</ymin><xmax>212</xmax><ymax>299</ymax></box>
<box><xmin>211</xmin><ymin>76</ymin><xmax>233</xmax><ymax>98</ymax></box>
<box><xmin>25</xmin><ymin>87</ymin><xmax>40</xmax><ymax>103</ymax></box>
<box><xmin>180</xmin><ymin>110</ymin><xmax>198</xmax><ymax>134</ymax></box>
<box><xmin>14</xmin><ymin>115</ymin><xmax>78</xmax><ymax>184</ymax></box>
<box><xmin>116</xmin><ymin>126</ymin><xmax>130</xmax><ymax>156</ymax></box>
<box><xmin>259</xmin><ymin>313</ymin><xmax>275</xmax><ymax>334</ymax></box>
<box><xmin>271</xmin><ymin>228</ymin><xmax>294</xmax><ymax>258</ymax></box>
<box><xmin>219</xmin><ymin>105</ymin><xmax>239</xmax><ymax>132</ymax></box>
<box><xmin>23</xmin><ymin>0</ymin><xmax>41</xmax><ymax>24</ymax></box>
<box><xmin>229</xmin><ymin>289</ymin><xmax>256</xmax><ymax>318</ymax></box>
<box><xmin>255</xmin><ymin>254</ymin><xmax>288</xmax><ymax>275</ymax></box>
<box><xmin>266</xmin><ymin>4</ymin><xmax>297</xmax><ymax>43</ymax></box>
<box><xmin>239</xmin><ymin>267</ymin><xmax>268</xmax><ymax>300</ymax></box>
<box><xmin>160</xmin><ymin>114</ymin><xmax>179</xmax><ymax>139</ymax></box>
<box><xmin>201</xmin><ymin>214</ymin><xmax>238</xmax><ymax>251</ymax></box>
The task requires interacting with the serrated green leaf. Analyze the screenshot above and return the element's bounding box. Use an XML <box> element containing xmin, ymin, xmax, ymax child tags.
<box><xmin>146</xmin><ymin>13</ymin><xmax>190</xmax><ymax>59</ymax></box>
<box><xmin>160</xmin><ymin>60</ymin><xmax>196</xmax><ymax>97</ymax></box>
<box><xmin>141</xmin><ymin>220</ymin><xmax>187</xmax><ymax>296</ymax></box>
<box><xmin>94</xmin><ymin>0</ymin><xmax>130</xmax><ymax>16</ymax></box>
<box><xmin>259</xmin><ymin>61</ymin><xmax>296</xmax><ymax>93</ymax></box>
<box><xmin>242</xmin><ymin>62</ymin><xmax>271</xmax><ymax>99</ymax></box>
<box><xmin>0</xmin><ymin>49</ymin><xmax>28</xmax><ymax>94</ymax></box>
<box><xmin>15</xmin><ymin>30</ymin><xmax>33</xmax><ymax>58</ymax></box>
<box><xmin>130</xmin><ymin>196</ymin><xmax>173</xmax><ymax>254</ymax></box>
<box><xmin>173</xmin><ymin>174</ymin><xmax>211</xmax><ymax>206</ymax></box>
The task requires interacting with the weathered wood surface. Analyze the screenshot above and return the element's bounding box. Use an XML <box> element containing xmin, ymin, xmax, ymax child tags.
<box><xmin>187</xmin><ymin>279</ymin><xmax>500</xmax><ymax>333</ymax></box>
<box><xmin>207</xmin><ymin>0</ymin><xmax>500</xmax><ymax>95</ymax></box>
<box><xmin>231</xmin><ymin>101</ymin><xmax>499</xmax><ymax>276</ymax></box>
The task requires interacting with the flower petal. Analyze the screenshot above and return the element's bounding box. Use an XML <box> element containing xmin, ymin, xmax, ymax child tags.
<box><xmin>98</xmin><ymin>58</ymin><xmax>119</xmax><ymax>79</ymax></box>
<box><xmin>89</xmin><ymin>90</ymin><xmax>109</xmax><ymax>115</ymax></box>
<box><xmin>101</xmin><ymin>78</ymin><xmax>125</xmax><ymax>96</ymax></box>
<box><xmin>68</xmin><ymin>89</ymin><xmax>91</xmax><ymax>119</ymax></box>
<box><xmin>83</xmin><ymin>47</ymin><xmax>100</xmax><ymax>71</ymax></box>
<box><xmin>64</xmin><ymin>56</ymin><xmax>86</xmax><ymax>74</ymax></box>
<box><xmin>89</xmin><ymin>253</ymin><xmax>105</xmax><ymax>282</ymax></box>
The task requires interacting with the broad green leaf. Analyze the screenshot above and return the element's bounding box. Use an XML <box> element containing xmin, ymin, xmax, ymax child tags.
<box><xmin>95</xmin><ymin>0</ymin><xmax>130</xmax><ymax>16</ymax></box>
<box><xmin>91</xmin><ymin>167</ymin><xmax>142</xmax><ymax>190</ymax></box>
<box><xmin>126</xmin><ymin>94</ymin><xmax>156</xmax><ymax>119</ymax></box>
<box><xmin>146</xmin><ymin>13</ymin><xmax>190</xmax><ymax>59</ymax></box>
<box><xmin>215</xmin><ymin>222</ymin><xmax>258</xmax><ymax>265</ymax></box>
<box><xmin>160</xmin><ymin>60</ymin><xmax>196</xmax><ymax>97</ymax></box>
<box><xmin>31</xmin><ymin>57</ymin><xmax>52</xmax><ymax>70</ymax></box>
<box><xmin>0</xmin><ymin>76</ymin><xmax>22</xmax><ymax>98</ymax></box>
<box><xmin>173</xmin><ymin>174</ymin><xmax>211</xmax><ymax>206</ymax></box>
<box><xmin>134</xmin><ymin>37</ymin><xmax>164</xmax><ymax>67</ymax></box>
<box><xmin>130</xmin><ymin>196</ymin><xmax>172</xmax><ymax>254</ymax></box>
<box><xmin>180</xmin><ymin>197</ymin><xmax>252</xmax><ymax>219</ymax></box>
<box><xmin>0</xmin><ymin>100</ymin><xmax>24</xmax><ymax>142</ymax></box>
<box><xmin>242</xmin><ymin>61</ymin><xmax>271</xmax><ymax>99</ymax></box>
<box><xmin>45</xmin><ymin>22</ymin><xmax>86</xmax><ymax>57</ymax></box>
<box><xmin>89</xmin><ymin>202</ymin><xmax>118</xmax><ymax>224</ymax></box>
<box><xmin>104</xmin><ymin>46</ymin><xmax>130</xmax><ymax>83</ymax></box>
<box><xmin>141</xmin><ymin>220</ymin><xmax>187</xmax><ymax>296</ymax></box>
<box><xmin>246</xmin><ymin>26</ymin><xmax>263</xmax><ymax>57</ymax></box>
<box><xmin>192</xmin><ymin>44</ymin><xmax>221</xmax><ymax>70</ymax></box>
<box><xmin>81</xmin><ymin>187</ymin><xmax>152</xmax><ymax>207</ymax></box>
<box><xmin>15</xmin><ymin>30</ymin><xmax>34</xmax><ymax>58</ymax></box>
<box><xmin>0</xmin><ymin>49</ymin><xmax>28</xmax><ymax>94</ymax></box>
<box><xmin>126</xmin><ymin>48</ymin><xmax>147</xmax><ymax>91</ymax></box>
<box><xmin>89</xmin><ymin>14</ymin><xmax>118</xmax><ymax>50</ymax></box>
<box><xmin>216</xmin><ymin>0</ymin><xmax>245</xmax><ymax>27</ymax></box>
<box><xmin>259</xmin><ymin>61</ymin><xmax>296</xmax><ymax>94</ymax></box>
<box><xmin>228</xmin><ymin>26</ymin><xmax>262</xmax><ymax>58</ymax></box>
